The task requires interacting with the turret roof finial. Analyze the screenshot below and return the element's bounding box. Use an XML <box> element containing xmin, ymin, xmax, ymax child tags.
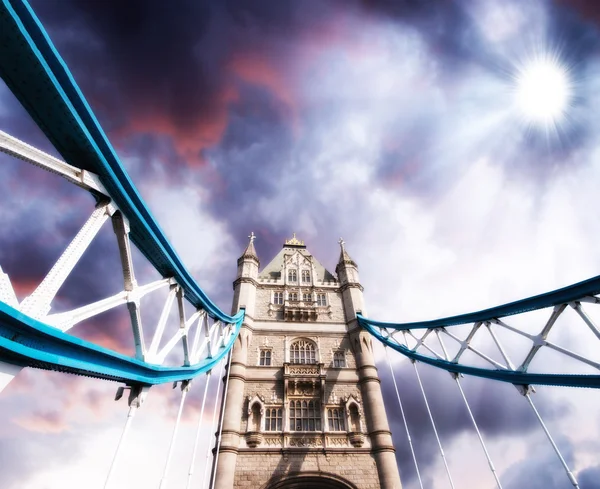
<box><xmin>284</xmin><ymin>233</ymin><xmax>305</xmax><ymax>247</ymax></box>
<box><xmin>239</xmin><ymin>231</ymin><xmax>259</xmax><ymax>264</ymax></box>
<box><xmin>337</xmin><ymin>237</ymin><xmax>356</xmax><ymax>267</ymax></box>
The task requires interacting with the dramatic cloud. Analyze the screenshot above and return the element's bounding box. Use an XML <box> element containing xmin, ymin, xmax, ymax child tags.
<box><xmin>1</xmin><ymin>0</ymin><xmax>600</xmax><ymax>487</ymax></box>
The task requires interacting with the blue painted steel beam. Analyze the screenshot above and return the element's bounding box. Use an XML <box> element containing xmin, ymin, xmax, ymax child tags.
<box><xmin>0</xmin><ymin>0</ymin><xmax>238</xmax><ymax>324</ymax></box>
<box><xmin>0</xmin><ymin>302</ymin><xmax>242</xmax><ymax>386</ymax></box>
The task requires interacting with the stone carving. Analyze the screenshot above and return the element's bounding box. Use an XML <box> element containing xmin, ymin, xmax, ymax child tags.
<box><xmin>349</xmin><ymin>432</ymin><xmax>365</xmax><ymax>448</ymax></box>
<box><xmin>245</xmin><ymin>432</ymin><xmax>263</xmax><ymax>448</ymax></box>
<box><xmin>288</xmin><ymin>366</ymin><xmax>318</xmax><ymax>376</ymax></box>
<box><xmin>327</xmin><ymin>437</ymin><xmax>349</xmax><ymax>447</ymax></box>
<box><xmin>263</xmin><ymin>436</ymin><xmax>283</xmax><ymax>447</ymax></box>
<box><xmin>288</xmin><ymin>437</ymin><xmax>323</xmax><ymax>448</ymax></box>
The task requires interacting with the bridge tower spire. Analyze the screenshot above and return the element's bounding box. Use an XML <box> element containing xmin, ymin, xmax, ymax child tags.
<box><xmin>336</xmin><ymin>240</ymin><xmax>402</xmax><ymax>489</ymax></box>
<box><xmin>212</xmin><ymin>233</ymin><xmax>260</xmax><ymax>489</ymax></box>
<box><xmin>214</xmin><ymin>234</ymin><xmax>402</xmax><ymax>489</ymax></box>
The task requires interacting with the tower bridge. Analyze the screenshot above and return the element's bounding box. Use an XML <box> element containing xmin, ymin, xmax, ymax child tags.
<box><xmin>0</xmin><ymin>1</ymin><xmax>599</xmax><ymax>488</ymax></box>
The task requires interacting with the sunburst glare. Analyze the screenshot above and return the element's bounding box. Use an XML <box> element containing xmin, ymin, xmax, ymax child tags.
<box><xmin>512</xmin><ymin>51</ymin><xmax>573</xmax><ymax>135</ymax></box>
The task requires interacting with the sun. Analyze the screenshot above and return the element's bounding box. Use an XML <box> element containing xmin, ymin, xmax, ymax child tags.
<box><xmin>513</xmin><ymin>54</ymin><xmax>572</xmax><ymax>130</ymax></box>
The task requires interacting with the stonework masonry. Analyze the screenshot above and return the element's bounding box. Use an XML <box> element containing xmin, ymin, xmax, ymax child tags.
<box><xmin>212</xmin><ymin>235</ymin><xmax>402</xmax><ymax>489</ymax></box>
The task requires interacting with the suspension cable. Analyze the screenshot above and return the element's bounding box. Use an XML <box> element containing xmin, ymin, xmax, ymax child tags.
<box><xmin>385</xmin><ymin>347</ymin><xmax>424</xmax><ymax>489</ymax></box>
<box><xmin>434</xmin><ymin>329</ymin><xmax>503</xmax><ymax>489</ymax></box>
<box><xmin>104</xmin><ymin>403</ymin><xmax>138</xmax><ymax>489</ymax></box>
<box><xmin>209</xmin><ymin>350</ymin><xmax>233</xmax><ymax>489</ymax></box>
<box><xmin>186</xmin><ymin>371</ymin><xmax>213</xmax><ymax>489</ymax></box>
<box><xmin>159</xmin><ymin>380</ymin><xmax>191</xmax><ymax>489</ymax></box>
<box><xmin>201</xmin><ymin>358</ymin><xmax>226</xmax><ymax>489</ymax></box>
<box><xmin>412</xmin><ymin>360</ymin><xmax>456</xmax><ymax>489</ymax></box>
<box><xmin>104</xmin><ymin>386</ymin><xmax>146</xmax><ymax>489</ymax></box>
<box><xmin>453</xmin><ymin>375</ymin><xmax>503</xmax><ymax>489</ymax></box>
<box><xmin>523</xmin><ymin>391</ymin><xmax>580</xmax><ymax>488</ymax></box>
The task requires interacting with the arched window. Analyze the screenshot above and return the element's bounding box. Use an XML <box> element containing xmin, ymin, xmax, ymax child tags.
<box><xmin>250</xmin><ymin>402</ymin><xmax>262</xmax><ymax>432</ymax></box>
<box><xmin>327</xmin><ymin>408</ymin><xmax>345</xmax><ymax>431</ymax></box>
<box><xmin>289</xmin><ymin>292</ymin><xmax>298</xmax><ymax>302</ymax></box>
<box><xmin>333</xmin><ymin>351</ymin><xmax>345</xmax><ymax>368</ymax></box>
<box><xmin>301</xmin><ymin>270</ymin><xmax>310</xmax><ymax>283</ymax></box>
<box><xmin>290</xmin><ymin>339</ymin><xmax>316</xmax><ymax>364</ymax></box>
<box><xmin>273</xmin><ymin>292</ymin><xmax>283</xmax><ymax>305</ymax></box>
<box><xmin>349</xmin><ymin>404</ymin><xmax>361</xmax><ymax>432</ymax></box>
<box><xmin>316</xmin><ymin>293</ymin><xmax>327</xmax><ymax>306</ymax></box>
<box><xmin>260</xmin><ymin>349</ymin><xmax>272</xmax><ymax>366</ymax></box>
<box><xmin>302</xmin><ymin>292</ymin><xmax>311</xmax><ymax>302</ymax></box>
<box><xmin>265</xmin><ymin>408</ymin><xmax>283</xmax><ymax>431</ymax></box>
<box><xmin>288</xmin><ymin>269</ymin><xmax>297</xmax><ymax>282</ymax></box>
<box><xmin>290</xmin><ymin>400</ymin><xmax>321</xmax><ymax>431</ymax></box>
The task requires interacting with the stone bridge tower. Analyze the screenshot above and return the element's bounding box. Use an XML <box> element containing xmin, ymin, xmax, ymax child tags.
<box><xmin>213</xmin><ymin>234</ymin><xmax>402</xmax><ymax>489</ymax></box>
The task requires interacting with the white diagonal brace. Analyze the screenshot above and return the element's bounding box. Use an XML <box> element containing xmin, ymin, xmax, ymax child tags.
<box><xmin>148</xmin><ymin>285</ymin><xmax>178</xmax><ymax>358</ymax></box>
<box><xmin>570</xmin><ymin>302</ymin><xmax>600</xmax><ymax>341</ymax></box>
<box><xmin>484</xmin><ymin>322</ymin><xmax>516</xmax><ymax>370</ymax></box>
<box><xmin>544</xmin><ymin>340</ymin><xmax>600</xmax><ymax>370</ymax></box>
<box><xmin>518</xmin><ymin>305</ymin><xmax>566</xmax><ymax>372</ymax></box>
<box><xmin>45</xmin><ymin>290</ymin><xmax>128</xmax><ymax>331</ymax></box>
<box><xmin>451</xmin><ymin>322</ymin><xmax>482</xmax><ymax>363</ymax></box>
<box><xmin>0</xmin><ymin>130</ymin><xmax>109</xmax><ymax>196</ymax></box>
<box><xmin>193</xmin><ymin>319</ymin><xmax>221</xmax><ymax>363</ymax></box>
<box><xmin>190</xmin><ymin>311</ymin><xmax>207</xmax><ymax>359</ymax></box>
<box><xmin>157</xmin><ymin>330</ymin><xmax>185</xmax><ymax>364</ymax></box>
<box><xmin>20</xmin><ymin>202</ymin><xmax>111</xmax><ymax>319</ymax></box>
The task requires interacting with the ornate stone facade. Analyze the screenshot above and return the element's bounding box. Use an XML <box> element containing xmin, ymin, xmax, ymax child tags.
<box><xmin>212</xmin><ymin>236</ymin><xmax>402</xmax><ymax>489</ymax></box>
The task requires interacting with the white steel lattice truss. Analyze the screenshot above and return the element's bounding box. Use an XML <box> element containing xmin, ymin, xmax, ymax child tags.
<box><xmin>373</xmin><ymin>299</ymin><xmax>600</xmax><ymax>489</ymax></box>
<box><xmin>0</xmin><ymin>130</ymin><xmax>234</xmax><ymax>489</ymax></box>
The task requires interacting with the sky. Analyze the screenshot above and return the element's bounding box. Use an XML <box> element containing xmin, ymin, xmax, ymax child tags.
<box><xmin>1</xmin><ymin>0</ymin><xmax>600</xmax><ymax>488</ymax></box>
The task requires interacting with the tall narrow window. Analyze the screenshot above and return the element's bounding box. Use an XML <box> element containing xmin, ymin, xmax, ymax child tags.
<box><xmin>333</xmin><ymin>351</ymin><xmax>345</xmax><ymax>368</ymax></box>
<box><xmin>273</xmin><ymin>292</ymin><xmax>283</xmax><ymax>305</ymax></box>
<box><xmin>260</xmin><ymin>349</ymin><xmax>272</xmax><ymax>366</ymax></box>
<box><xmin>288</xmin><ymin>269</ymin><xmax>297</xmax><ymax>282</ymax></box>
<box><xmin>290</xmin><ymin>400</ymin><xmax>321</xmax><ymax>431</ymax></box>
<box><xmin>290</xmin><ymin>339</ymin><xmax>316</xmax><ymax>364</ymax></box>
<box><xmin>250</xmin><ymin>402</ymin><xmax>261</xmax><ymax>432</ymax></box>
<box><xmin>301</xmin><ymin>270</ymin><xmax>310</xmax><ymax>283</ymax></box>
<box><xmin>265</xmin><ymin>408</ymin><xmax>282</xmax><ymax>431</ymax></box>
<box><xmin>317</xmin><ymin>293</ymin><xmax>327</xmax><ymax>306</ymax></box>
<box><xmin>289</xmin><ymin>292</ymin><xmax>298</xmax><ymax>301</ymax></box>
<box><xmin>327</xmin><ymin>408</ymin><xmax>345</xmax><ymax>431</ymax></box>
<box><xmin>302</xmin><ymin>293</ymin><xmax>311</xmax><ymax>302</ymax></box>
<box><xmin>349</xmin><ymin>404</ymin><xmax>361</xmax><ymax>432</ymax></box>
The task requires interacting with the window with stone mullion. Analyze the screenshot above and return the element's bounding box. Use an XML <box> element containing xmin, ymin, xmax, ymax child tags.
<box><xmin>290</xmin><ymin>400</ymin><xmax>321</xmax><ymax>431</ymax></box>
<box><xmin>327</xmin><ymin>408</ymin><xmax>345</xmax><ymax>431</ymax></box>
<box><xmin>260</xmin><ymin>349</ymin><xmax>271</xmax><ymax>366</ymax></box>
<box><xmin>290</xmin><ymin>340</ymin><xmax>316</xmax><ymax>364</ymax></box>
<box><xmin>265</xmin><ymin>408</ymin><xmax>282</xmax><ymax>431</ymax></box>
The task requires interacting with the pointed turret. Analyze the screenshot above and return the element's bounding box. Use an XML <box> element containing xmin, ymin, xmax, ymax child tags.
<box><xmin>233</xmin><ymin>232</ymin><xmax>259</xmax><ymax>315</ymax></box>
<box><xmin>337</xmin><ymin>237</ymin><xmax>357</xmax><ymax>268</ymax></box>
<box><xmin>335</xmin><ymin>238</ymin><xmax>360</xmax><ymax>286</ymax></box>
<box><xmin>335</xmin><ymin>238</ymin><xmax>365</xmax><ymax>319</ymax></box>
<box><xmin>238</xmin><ymin>231</ymin><xmax>259</xmax><ymax>267</ymax></box>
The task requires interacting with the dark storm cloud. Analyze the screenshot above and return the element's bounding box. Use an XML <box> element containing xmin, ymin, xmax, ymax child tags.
<box><xmin>379</xmin><ymin>359</ymin><xmax>570</xmax><ymax>486</ymax></box>
<box><xmin>579</xmin><ymin>465</ymin><xmax>600</xmax><ymax>489</ymax></box>
<box><xmin>27</xmin><ymin>0</ymin><xmax>334</xmax><ymax>165</ymax></box>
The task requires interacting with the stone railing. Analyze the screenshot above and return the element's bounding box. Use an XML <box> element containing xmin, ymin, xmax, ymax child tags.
<box><xmin>284</xmin><ymin>363</ymin><xmax>322</xmax><ymax>376</ymax></box>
